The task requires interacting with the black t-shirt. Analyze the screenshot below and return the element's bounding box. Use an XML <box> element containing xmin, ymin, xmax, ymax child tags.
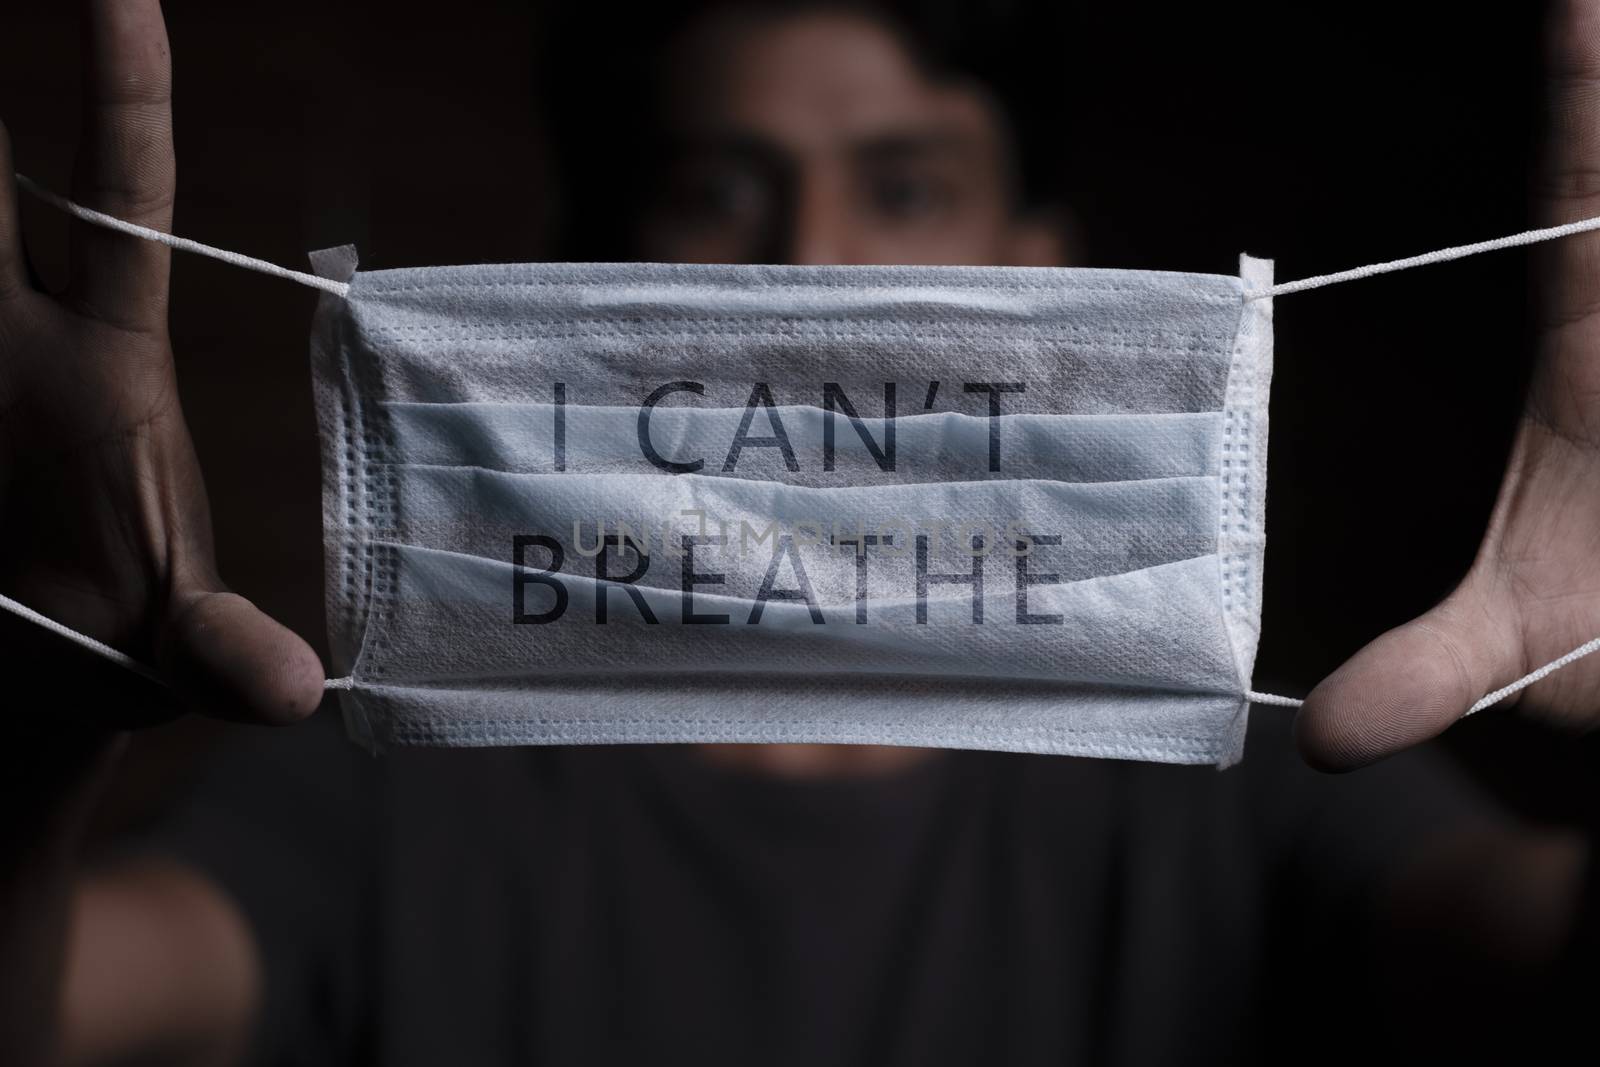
<box><xmin>135</xmin><ymin>708</ymin><xmax>1506</xmax><ymax>1066</ymax></box>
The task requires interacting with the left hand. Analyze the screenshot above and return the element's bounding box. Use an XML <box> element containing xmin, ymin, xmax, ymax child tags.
<box><xmin>1296</xmin><ymin>0</ymin><xmax>1600</xmax><ymax>769</ymax></box>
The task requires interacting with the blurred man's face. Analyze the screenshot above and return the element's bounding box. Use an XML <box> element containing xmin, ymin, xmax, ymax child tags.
<box><xmin>637</xmin><ymin>9</ymin><xmax>1066</xmax><ymax>267</ymax></box>
<box><xmin>629</xmin><ymin>9</ymin><xmax>1068</xmax><ymax>779</ymax></box>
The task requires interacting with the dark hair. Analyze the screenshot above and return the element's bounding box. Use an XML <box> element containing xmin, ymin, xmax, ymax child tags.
<box><xmin>531</xmin><ymin>0</ymin><xmax>1073</xmax><ymax>258</ymax></box>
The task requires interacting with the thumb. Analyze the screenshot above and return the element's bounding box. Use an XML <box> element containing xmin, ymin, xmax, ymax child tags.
<box><xmin>158</xmin><ymin>584</ymin><xmax>326</xmax><ymax>727</ymax></box>
<box><xmin>1293</xmin><ymin>586</ymin><xmax>1522</xmax><ymax>772</ymax></box>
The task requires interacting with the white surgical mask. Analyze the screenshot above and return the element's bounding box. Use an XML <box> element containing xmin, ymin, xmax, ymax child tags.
<box><xmin>308</xmin><ymin>246</ymin><xmax>1274</xmax><ymax>766</ymax></box>
<box><xmin>11</xmin><ymin>173</ymin><xmax>1600</xmax><ymax>768</ymax></box>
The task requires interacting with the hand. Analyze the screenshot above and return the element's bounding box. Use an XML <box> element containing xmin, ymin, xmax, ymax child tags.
<box><xmin>0</xmin><ymin>0</ymin><xmax>324</xmax><ymax>732</ymax></box>
<box><xmin>1296</xmin><ymin>0</ymin><xmax>1600</xmax><ymax>769</ymax></box>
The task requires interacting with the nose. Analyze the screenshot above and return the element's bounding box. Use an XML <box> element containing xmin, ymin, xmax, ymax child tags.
<box><xmin>778</xmin><ymin>170</ymin><xmax>855</xmax><ymax>265</ymax></box>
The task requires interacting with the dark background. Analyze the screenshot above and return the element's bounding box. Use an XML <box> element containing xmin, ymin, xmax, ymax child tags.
<box><xmin>1</xmin><ymin>0</ymin><xmax>1595</xmax><ymax>1034</ymax></box>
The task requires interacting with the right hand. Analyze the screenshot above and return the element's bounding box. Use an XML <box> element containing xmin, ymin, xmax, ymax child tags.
<box><xmin>0</xmin><ymin>0</ymin><xmax>325</xmax><ymax>740</ymax></box>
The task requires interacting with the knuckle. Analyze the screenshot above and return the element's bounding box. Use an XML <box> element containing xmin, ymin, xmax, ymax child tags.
<box><xmin>1534</xmin><ymin>291</ymin><xmax>1600</xmax><ymax>332</ymax></box>
<box><xmin>1535</xmin><ymin>161</ymin><xmax>1600</xmax><ymax>205</ymax></box>
<box><xmin>0</xmin><ymin>278</ymin><xmax>31</xmax><ymax>307</ymax></box>
<box><xmin>77</xmin><ymin>104</ymin><xmax>176</xmax><ymax>219</ymax></box>
<box><xmin>93</xmin><ymin>67</ymin><xmax>173</xmax><ymax>111</ymax></box>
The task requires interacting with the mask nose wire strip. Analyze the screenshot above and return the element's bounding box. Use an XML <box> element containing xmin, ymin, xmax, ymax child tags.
<box><xmin>7</xmin><ymin>173</ymin><xmax>1600</xmax><ymax>714</ymax></box>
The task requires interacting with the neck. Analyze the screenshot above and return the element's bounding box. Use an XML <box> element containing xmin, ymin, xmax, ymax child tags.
<box><xmin>692</xmin><ymin>743</ymin><xmax>940</xmax><ymax>779</ymax></box>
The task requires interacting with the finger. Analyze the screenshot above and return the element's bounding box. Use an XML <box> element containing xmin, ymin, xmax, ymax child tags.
<box><xmin>0</xmin><ymin>121</ymin><xmax>28</xmax><ymax>301</ymax></box>
<box><xmin>158</xmin><ymin>588</ymin><xmax>327</xmax><ymax>726</ymax></box>
<box><xmin>67</xmin><ymin>0</ymin><xmax>175</xmax><ymax>333</ymax></box>
<box><xmin>1294</xmin><ymin>587</ymin><xmax>1523</xmax><ymax>772</ymax></box>
<box><xmin>1531</xmin><ymin>0</ymin><xmax>1600</xmax><ymax>331</ymax></box>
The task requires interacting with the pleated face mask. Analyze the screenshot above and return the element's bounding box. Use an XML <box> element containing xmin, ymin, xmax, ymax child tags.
<box><xmin>307</xmin><ymin>246</ymin><xmax>1275</xmax><ymax>766</ymax></box>
<box><xmin>12</xmin><ymin>174</ymin><xmax>1600</xmax><ymax>767</ymax></box>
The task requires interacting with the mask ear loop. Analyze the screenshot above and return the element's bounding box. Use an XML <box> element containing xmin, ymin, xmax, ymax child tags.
<box><xmin>1249</xmin><ymin>635</ymin><xmax>1600</xmax><ymax>715</ymax></box>
<box><xmin>0</xmin><ymin>590</ymin><xmax>165</xmax><ymax>686</ymax></box>
<box><xmin>0</xmin><ymin>590</ymin><xmax>354</xmax><ymax>694</ymax></box>
<box><xmin>6</xmin><ymin>173</ymin><xmax>1600</xmax><ymax>711</ymax></box>
<box><xmin>12</xmin><ymin>173</ymin><xmax>350</xmax><ymax>298</ymax></box>
<box><xmin>1242</xmin><ymin>208</ymin><xmax>1600</xmax><ymax>301</ymax></box>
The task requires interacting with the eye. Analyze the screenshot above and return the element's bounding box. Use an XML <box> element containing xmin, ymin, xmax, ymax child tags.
<box><xmin>661</xmin><ymin>165</ymin><xmax>771</xmax><ymax>225</ymax></box>
<box><xmin>865</xmin><ymin>170</ymin><xmax>951</xmax><ymax>221</ymax></box>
